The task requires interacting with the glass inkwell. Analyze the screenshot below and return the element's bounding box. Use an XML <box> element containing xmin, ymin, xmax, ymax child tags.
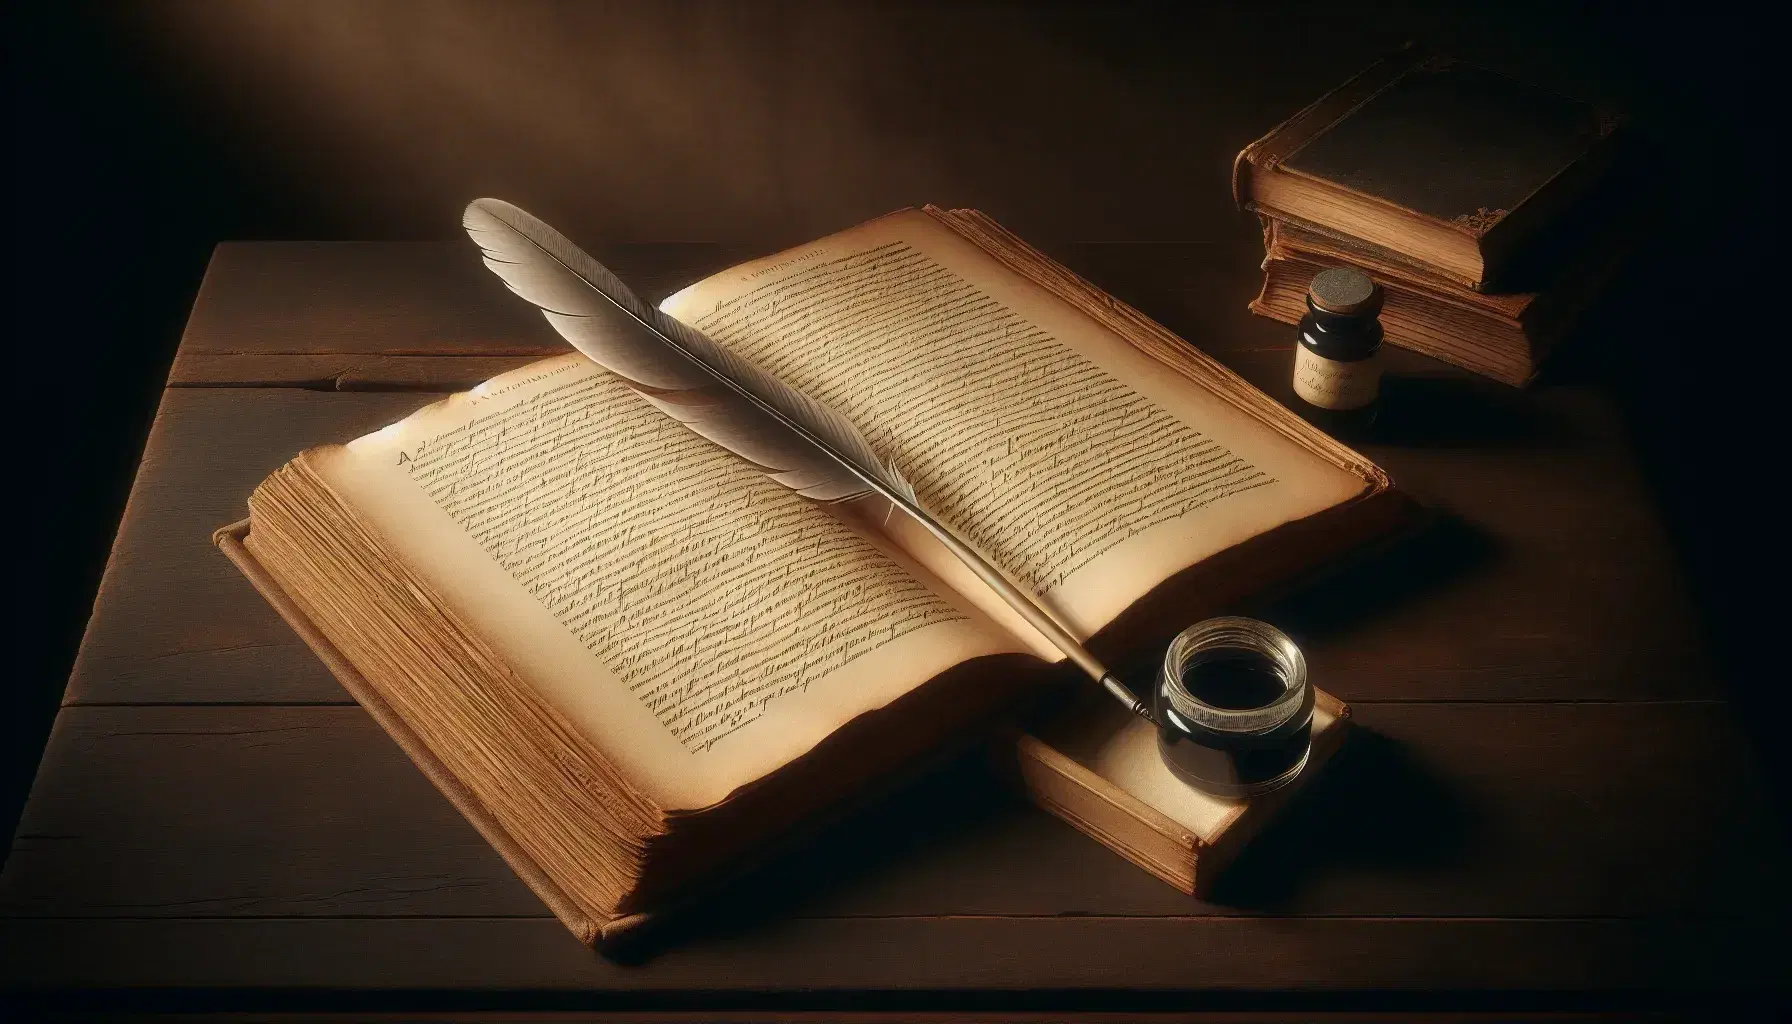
<box><xmin>1152</xmin><ymin>617</ymin><xmax>1314</xmax><ymax>799</ymax></box>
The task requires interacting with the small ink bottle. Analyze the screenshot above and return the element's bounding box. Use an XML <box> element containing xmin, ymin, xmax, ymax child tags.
<box><xmin>1293</xmin><ymin>268</ymin><xmax>1384</xmax><ymax>434</ymax></box>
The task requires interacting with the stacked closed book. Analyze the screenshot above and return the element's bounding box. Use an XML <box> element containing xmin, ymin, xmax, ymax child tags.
<box><xmin>1234</xmin><ymin>44</ymin><xmax>1644</xmax><ymax>386</ymax></box>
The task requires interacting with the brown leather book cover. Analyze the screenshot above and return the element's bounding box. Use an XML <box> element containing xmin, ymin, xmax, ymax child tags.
<box><xmin>1235</xmin><ymin>45</ymin><xmax>1625</xmax><ymax>290</ymax></box>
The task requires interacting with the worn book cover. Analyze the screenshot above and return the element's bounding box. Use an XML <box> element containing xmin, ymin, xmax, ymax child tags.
<box><xmin>1234</xmin><ymin>44</ymin><xmax>1626</xmax><ymax>290</ymax></box>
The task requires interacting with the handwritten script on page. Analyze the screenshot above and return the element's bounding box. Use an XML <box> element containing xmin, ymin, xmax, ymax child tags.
<box><xmin>690</xmin><ymin>241</ymin><xmax>1276</xmax><ymax>594</ymax></box>
<box><xmin>396</xmin><ymin>367</ymin><xmax>967</xmax><ymax>752</ymax></box>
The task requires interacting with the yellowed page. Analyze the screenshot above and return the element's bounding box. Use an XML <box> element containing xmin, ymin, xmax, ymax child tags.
<box><xmin>313</xmin><ymin>354</ymin><xmax>1023</xmax><ymax>811</ymax></box>
<box><xmin>661</xmin><ymin>209</ymin><xmax>1363</xmax><ymax>644</ymax></box>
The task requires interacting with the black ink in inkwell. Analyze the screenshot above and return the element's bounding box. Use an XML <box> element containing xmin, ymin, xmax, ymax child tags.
<box><xmin>1293</xmin><ymin>267</ymin><xmax>1383</xmax><ymax>436</ymax></box>
<box><xmin>1154</xmin><ymin>617</ymin><xmax>1314</xmax><ymax>799</ymax></box>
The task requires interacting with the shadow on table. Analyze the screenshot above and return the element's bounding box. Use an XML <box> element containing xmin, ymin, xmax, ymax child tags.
<box><xmin>1250</xmin><ymin>506</ymin><xmax>1500</xmax><ymax>645</ymax></box>
<box><xmin>1207</xmin><ymin>510</ymin><xmax>1491</xmax><ymax>910</ymax></box>
<box><xmin>610</xmin><ymin>720</ymin><xmax>1481</xmax><ymax>956</ymax></box>
<box><xmin>605</xmin><ymin>744</ymin><xmax>1021</xmax><ymax>963</ymax></box>
<box><xmin>612</xmin><ymin>491</ymin><xmax>1498</xmax><ymax>960</ymax></box>
<box><xmin>1372</xmin><ymin>372</ymin><xmax>1588</xmax><ymax>449</ymax></box>
<box><xmin>1204</xmin><ymin>725</ymin><xmax>1478</xmax><ymax>910</ymax></box>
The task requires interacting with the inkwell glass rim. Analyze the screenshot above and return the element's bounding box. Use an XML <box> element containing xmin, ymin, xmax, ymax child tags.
<box><xmin>1158</xmin><ymin>616</ymin><xmax>1309</xmax><ymax>734</ymax></box>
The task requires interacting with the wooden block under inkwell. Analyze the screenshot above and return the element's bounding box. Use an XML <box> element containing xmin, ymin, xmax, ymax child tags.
<box><xmin>1011</xmin><ymin>688</ymin><xmax>1351</xmax><ymax>897</ymax></box>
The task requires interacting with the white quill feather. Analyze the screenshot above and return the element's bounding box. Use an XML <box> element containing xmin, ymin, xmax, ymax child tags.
<box><xmin>464</xmin><ymin>199</ymin><xmax>909</xmax><ymax>503</ymax></box>
<box><xmin>461</xmin><ymin>198</ymin><xmax>1152</xmax><ymax>720</ymax></box>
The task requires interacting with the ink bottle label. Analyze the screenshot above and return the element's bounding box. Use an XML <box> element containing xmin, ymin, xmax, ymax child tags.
<box><xmin>1294</xmin><ymin>346</ymin><xmax>1381</xmax><ymax>410</ymax></box>
<box><xmin>1293</xmin><ymin>267</ymin><xmax>1384</xmax><ymax>424</ymax></box>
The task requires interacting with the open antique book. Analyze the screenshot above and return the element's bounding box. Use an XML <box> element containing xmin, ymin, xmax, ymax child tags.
<box><xmin>221</xmin><ymin>207</ymin><xmax>1406</xmax><ymax>945</ymax></box>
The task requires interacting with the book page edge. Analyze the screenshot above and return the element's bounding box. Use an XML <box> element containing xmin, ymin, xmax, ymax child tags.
<box><xmin>214</xmin><ymin>518</ymin><xmax>612</xmax><ymax>949</ymax></box>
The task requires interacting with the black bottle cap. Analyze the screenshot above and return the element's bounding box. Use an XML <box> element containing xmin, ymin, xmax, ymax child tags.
<box><xmin>1307</xmin><ymin>268</ymin><xmax>1382</xmax><ymax>317</ymax></box>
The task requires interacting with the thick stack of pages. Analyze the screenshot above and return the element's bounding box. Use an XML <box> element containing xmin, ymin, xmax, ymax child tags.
<box><xmin>1234</xmin><ymin>44</ymin><xmax>1644</xmax><ymax>386</ymax></box>
<box><xmin>221</xmin><ymin>207</ymin><xmax>1411</xmax><ymax>947</ymax></box>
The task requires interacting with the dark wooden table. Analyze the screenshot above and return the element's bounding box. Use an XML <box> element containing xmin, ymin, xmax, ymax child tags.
<box><xmin>4</xmin><ymin>239</ymin><xmax>1787</xmax><ymax>1017</ymax></box>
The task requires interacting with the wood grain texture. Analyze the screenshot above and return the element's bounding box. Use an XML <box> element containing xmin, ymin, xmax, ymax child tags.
<box><xmin>158</xmin><ymin>241</ymin><xmax>1472</xmax><ymax>396</ymax></box>
<box><xmin>163</xmin><ymin>242</ymin><xmax>1296</xmax><ymax>389</ymax></box>
<box><xmin>171</xmin><ymin>353</ymin><xmax>545</xmax><ymax>392</ymax></box>
<box><xmin>1298</xmin><ymin>384</ymin><xmax>1719</xmax><ymax>702</ymax></box>
<box><xmin>62</xmin><ymin>389</ymin><xmax>436</xmax><ymax>706</ymax></box>
<box><xmin>9</xmin><ymin>241</ymin><xmax>1779</xmax><ymax>1009</ymax></box>
<box><xmin>4</xmin><ymin>916</ymin><xmax>1783</xmax><ymax>997</ymax></box>
<box><xmin>0</xmin><ymin>1016</ymin><xmax>1711</xmax><ymax>1024</ymax></box>
<box><xmin>63</xmin><ymin>385</ymin><xmax>1720</xmax><ymax>705</ymax></box>
<box><xmin>168</xmin><ymin>241</ymin><xmax>755</xmax><ymax>389</ymax></box>
<box><xmin>5</xmin><ymin>704</ymin><xmax>1784</xmax><ymax>926</ymax></box>
<box><xmin>0</xmin><ymin>1016</ymin><xmax>1719</xmax><ymax>1024</ymax></box>
<box><xmin>175</xmin><ymin>241</ymin><xmax>758</xmax><ymax>354</ymax></box>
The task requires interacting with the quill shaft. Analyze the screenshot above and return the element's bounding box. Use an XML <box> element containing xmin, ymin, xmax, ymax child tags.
<box><xmin>873</xmin><ymin>493</ymin><xmax>1153</xmax><ymax>721</ymax></box>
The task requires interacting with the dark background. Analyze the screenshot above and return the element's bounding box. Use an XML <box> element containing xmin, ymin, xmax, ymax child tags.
<box><xmin>7</xmin><ymin>1</ymin><xmax>1779</xmax><ymax>845</ymax></box>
